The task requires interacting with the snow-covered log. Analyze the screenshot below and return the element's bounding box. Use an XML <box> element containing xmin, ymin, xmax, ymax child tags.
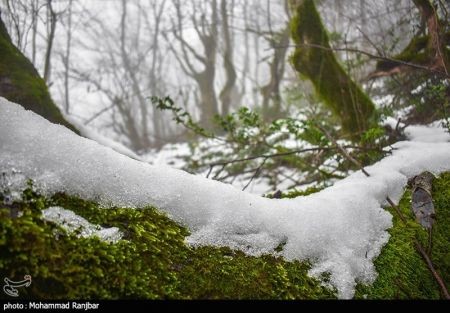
<box><xmin>1</xmin><ymin>96</ymin><xmax>450</xmax><ymax>298</ymax></box>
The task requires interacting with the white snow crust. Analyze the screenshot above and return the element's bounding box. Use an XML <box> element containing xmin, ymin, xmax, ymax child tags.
<box><xmin>42</xmin><ymin>206</ymin><xmax>123</xmax><ymax>243</ymax></box>
<box><xmin>1</xmin><ymin>97</ymin><xmax>450</xmax><ymax>298</ymax></box>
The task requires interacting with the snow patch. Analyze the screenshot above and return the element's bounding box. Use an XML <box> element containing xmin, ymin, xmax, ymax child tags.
<box><xmin>1</xmin><ymin>97</ymin><xmax>450</xmax><ymax>298</ymax></box>
<box><xmin>404</xmin><ymin>122</ymin><xmax>450</xmax><ymax>143</ymax></box>
<box><xmin>142</xmin><ymin>143</ymin><xmax>191</xmax><ymax>167</ymax></box>
<box><xmin>42</xmin><ymin>206</ymin><xmax>123</xmax><ymax>243</ymax></box>
<box><xmin>65</xmin><ymin>115</ymin><xmax>143</xmax><ymax>161</ymax></box>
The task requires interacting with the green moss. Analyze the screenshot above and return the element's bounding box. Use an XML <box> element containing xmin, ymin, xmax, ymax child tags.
<box><xmin>0</xmin><ymin>17</ymin><xmax>77</xmax><ymax>133</ymax></box>
<box><xmin>355</xmin><ymin>172</ymin><xmax>450</xmax><ymax>299</ymax></box>
<box><xmin>2</xmin><ymin>173</ymin><xmax>449</xmax><ymax>299</ymax></box>
<box><xmin>266</xmin><ymin>186</ymin><xmax>323</xmax><ymax>199</ymax></box>
<box><xmin>376</xmin><ymin>31</ymin><xmax>450</xmax><ymax>73</ymax></box>
<box><xmin>0</xmin><ymin>188</ymin><xmax>335</xmax><ymax>299</ymax></box>
<box><xmin>290</xmin><ymin>0</ymin><xmax>376</xmax><ymax>138</ymax></box>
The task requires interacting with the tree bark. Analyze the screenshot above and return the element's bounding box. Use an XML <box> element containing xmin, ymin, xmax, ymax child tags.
<box><xmin>219</xmin><ymin>0</ymin><xmax>238</xmax><ymax>117</ymax></box>
<box><xmin>169</xmin><ymin>0</ymin><xmax>220</xmax><ymax>131</ymax></box>
<box><xmin>261</xmin><ymin>26</ymin><xmax>290</xmax><ymax>122</ymax></box>
<box><xmin>43</xmin><ymin>0</ymin><xmax>56</xmax><ymax>84</ymax></box>
<box><xmin>290</xmin><ymin>0</ymin><xmax>376</xmax><ymax>138</ymax></box>
<box><xmin>0</xmin><ymin>12</ymin><xmax>78</xmax><ymax>133</ymax></box>
<box><xmin>412</xmin><ymin>0</ymin><xmax>449</xmax><ymax>75</ymax></box>
<box><xmin>63</xmin><ymin>0</ymin><xmax>73</xmax><ymax>114</ymax></box>
<box><xmin>370</xmin><ymin>0</ymin><xmax>450</xmax><ymax>78</ymax></box>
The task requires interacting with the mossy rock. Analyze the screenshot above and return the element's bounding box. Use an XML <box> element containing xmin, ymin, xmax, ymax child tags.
<box><xmin>1</xmin><ymin>173</ymin><xmax>449</xmax><ymax>299</ymax></box>
<box><xmin>0</xmin><ymin>16</ymin><xmax>77</xmax><ymax>133</ymax></box>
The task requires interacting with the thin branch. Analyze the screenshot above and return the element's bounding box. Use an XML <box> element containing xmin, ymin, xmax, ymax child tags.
<box><xmin>205</xmin><ymin>144</ymin><xmax>384</xmax><ymax>168</ymax></box>
<box><xmin>414</xmin><ymin>239</ymin><xmax>450</xmax><ymax>299</ymax></box>
<box><xmin>356</xmin><ymin>25</ymin><xmax>385</xmax><ymax>57</ymax></box>
<box><xmin>207</xmin><ymin>146</ymin><xmax>338</xmax><ymax>167</ymax></box>
<box><xmin>242</xmin><ymin>157</ymin><xmax>268</xmax><ymax>191</ymax></box>
<box><xmin>171</xmin><ymin>28</ymin><xmax>207</xmax><ymax>65</ymax></box>
<box><xmin>84</xmin><ymin>104</ymin><xmax>115</xmax><ymax>126</ymax></box>
<box><xmin>273</xmin><ymin>43</ymin><xmax>449</xmax><ymax>78</ymax></box>
<box><xmin>212</xmin><ymin>163</ymin><xmax>227</xmax><ymax>180</ymax></box>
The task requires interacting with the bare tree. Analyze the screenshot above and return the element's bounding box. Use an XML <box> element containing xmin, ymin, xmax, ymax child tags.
<box><xmin>166</xmin><ymin>0</ymin><xmax>220</xmax><ymax>130</ymax></box>
<box><xmin>218</xmin><ymin>0</ymin><xmax>238</xmax><ymax>116</ymax></box>
<box><xmin>43</xmin><ymin>0</ymin><xmax>56</xmax><ymax>83</ymax></box>
<box><xmin>30</xmin><ymin>0</ymin><xmax>40</xmax><ymax>64</ymax></box>
<box><xmin>145</xmin><ymin>0</ymin><xmax>168</xmax><ymax>145</ymax></box>
<box><xmin>66</xmin><ymin>0</ymin><xmax>181</xmax><ymax>151</ymax></box>
<box><xmin>61</xmin><ymin>0</ymin><xmax>72</xmax><ymax>113</ymax></box>
<box><xmin>260</xmin><ymin>26</ymin><xmax>290</xmax><ymax>121</ymax></box>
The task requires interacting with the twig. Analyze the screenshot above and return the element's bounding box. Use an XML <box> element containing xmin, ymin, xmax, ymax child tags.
<box><xmin>210</xmin><ymin>147</ymin><xmax>333</xmax><ymax>166</ymax></box>
<box><xmin>84</xmin><ymin>104</ymin><xmax>115</xmax><ymax>125</ymax></box>
<box><xmin>317</xmin><ymin>126</ymin><xmax>371</xmax><ymax>176</ymax></box>
<box><xmin>212</xmin><ymin>164</ymin><xmax>227</xmax><ymax>180</ymax></box>
<box><xmin>242</xmin><ymin>157</ymin><xmax>268</xmax><ymax>191</ymax></box>
<box><xmin>206</xmin><ymin>145</ymin><xmax>377</xmax><ymax>168</ymax></box>
<box><xmin>414</xmin><ymin>239</ymin><xmax>450</xmax><ymax>299</ymax></box>
<box><xmin>356</xmin><ymin>26</ymin><xmax>385</xmax><ymax>57</ymax></box>
<box><xmin>206</xmin><ymin>166</ymin><xmax>214</xmax><ymax>179</ymax></box>
<box><xmin>385</xmin><ymin>197</ymin><xmax>407</xmax><ymax>224</ymax></box>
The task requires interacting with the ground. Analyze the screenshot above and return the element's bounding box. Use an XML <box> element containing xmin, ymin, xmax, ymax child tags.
<box><xmin>0</xmin><ymin>173</ymin><xmax>449</xmax><ymax>299</ymax></box>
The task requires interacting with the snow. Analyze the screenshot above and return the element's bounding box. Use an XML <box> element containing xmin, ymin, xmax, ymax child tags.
<box><xmin>1</xmin><ymin>97</ymin><xmax>450</xmax><ymax>298</ymax></box>
<box><xmin>65</xmin><ymin>115</ymin><xmax>143</xmax><ymax>161</ymax></box>
<box><xmin>42</xmin><ymin>206</ymin><xmax>123</xmax><ymax>243</ymax></box>
<box><xmin>384</xmin><ymin>117</ymin><xmax>450</xmax><ymax>143</ymax></box>
<box><xmin>142</xmin><ymin>143</ymin><xmax>191</xmax><ymax>167</ymax></box>
<box><xmin>405</xmin><ymin>122</ymin><xmax>450</xmax><ymax>143</ymax></box>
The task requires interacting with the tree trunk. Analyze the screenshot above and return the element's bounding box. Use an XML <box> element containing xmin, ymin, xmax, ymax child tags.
<box><xmin>370</xmin><ymin>0</ymin><xmax>450</xmax><ymax>79</ymax></box>
<box><xmin>412</xmin><ymin>0</ymin><xmax>449</xmax><ymax>75</ymax></box>
<box><xmin>43</xmin><ymin>0</ymin><xmax>57</xmax><ymax>84</ymax></box>
<box><xmin>119</xmin><ymin>0</ymin><xmax>151</xmax><ymax>150</ymax></box>
<box><xmin>63</xmin><ymin>0</ymin><xmax>73</xmax><ymax>114</ymax></box>
<box><xmin>0</xmin><ymin>12</ymin><xmax>78</xmax><ymax>133</ymax></box>
<box><xmin>170</xmin><ymin>0</ymin><xmax>220</xmax><ymax>131</ymax></box>
<box><xmin>290</xmin><ymin>0</ymin><xmax>376</xmax><ymax>138</ymax></box>
<box><xmin>197</xmin><ymin>70</ymin><xmax>219</xmax><ymax>129</ymax></box>
<box><xmin>219</xmin><ymin>0</ymin><xmax>238</xmax><ymax>117</ymax></box>
<box><xmin>261</xmin><ymin>26</ymin><xmax>290</xmax><ymax>122</ymax></box>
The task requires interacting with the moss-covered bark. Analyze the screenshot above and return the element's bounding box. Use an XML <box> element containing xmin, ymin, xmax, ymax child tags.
<box><xmin>0</xmin><ymin>15</ymin><xmax>77</xmax><ymax>133</ymax></box>
<box><xmin>373</xmin><ymin>0</ymin><xmax>450</xmax><ymax>78</ymax></box>
<box><xmin>290</xmin><ymin>0</ymin><xmax>376</xmax><ymax>138</ymax></box>
<box><xmin>374</xmin><ymin>32</ymin><xmax>450</xmax><ymax>76</ymax></box>
<box><xmin>0</xmin><ymin>188</ymin><xmax>335</xmax><ymax>300</ymax></box>
<box><xmin>1</xmin><ymin>172</ymin><xmax>449</xmax><ymax>299</ymax></box>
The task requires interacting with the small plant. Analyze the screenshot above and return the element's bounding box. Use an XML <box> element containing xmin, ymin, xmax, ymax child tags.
<box><xmin>153</xmin><ymin>96</ymin><xmax>389</xmax><ymax>193</ymax></box>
